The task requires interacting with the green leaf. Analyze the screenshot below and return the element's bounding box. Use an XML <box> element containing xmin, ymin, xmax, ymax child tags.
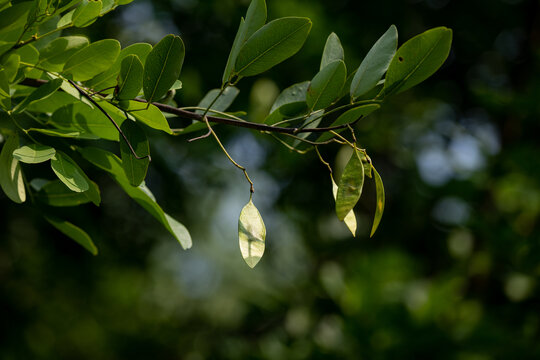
<box><xmin>72</xmin><ymin>0</ymin><xmax>102</xmax><ymax>27</ymax></box>
<box><xmin>50</xmin><ymin>151</ymin><xmax>89</xmax><ymax>192</ymax></box>
<box><xmin>370</xmin><ymin>166</ymin><xmax>385</xmax><ymax>237</ymax></box>
<box><xmin>120</xmin><ymin>120</ymin><xmax>150</xmax><ymax>187</ymax></box>
<box><xmin>0</xmin><ymin>134</ymin><xmax>26</xmax><ymax>203</ymax></box>
<box><xmin>266</xmin><ymin>81</ymin><xmax>309</xmax><ymax>124</ymax></box>
<box><xmin>120</xmin><ymin>101</ymin><xmax>172</xmax><ymax>134</ymax></box>
<box><xmin>57</xmin><ymin>9</ymin><xmax>75</xmax><ymax>27</ymax></box>
<box><xmin>12</xmin><ymin>78</ymin><xmax>62</xmax><ymax>114</ymax></box>
<box><xmin>306</xmin><ymin>60</ymin><xmax>346</xmax><ymax>111</ymax></box>
<box><xmin>50</xmin><ymin>102</ymin><xmax>122</xmax><ymax>141</ymax></box>
<box><xmin>12</xmin><ymin>144</ymin><xmax>56</xmax><ymax>163</ymax></box>
<box><xmin>332</xmin><ymin>177</ymin><xmax>356</xmax><ymax>237</ymax></box>
<box><xmin>79</xmin><ymin>147</ymin><xmax>192</xmax><ymax>249</ymax></box>
<box><xmin>117</xmin><ymin>54</ymin><xmax>143</xmax><ymax>100</ymax></box>
<box><xmin>0</xmin><ymin>70</ymin><xmax>10</xmax><ymax>110</ymax></box>
<box><xmin>44</xmin><ymin>215</ymin><xmax>98</xmax><ymax>255</ymax></box>
<box><xmin>0</xmin><ymin>2</ymin><xmax>33</xmax><ymax>56</ymax></box>
<box><xmin>36</xmin><ymin>179</ymin><xmax>99</xmax><ymax>207</ymax></box>
<box><xmin>101</xmin><ymin>0</ymin><xmax>114</xmax><ymax>13</ymax></box>
<box><xmin>238</xmin><ymin>198</ymin><xmax>266</xmax><ymax>268</ymax></box>
<box><xmin>317</xmin><ymin>104</ymin><xmax>380</xmax><ymax>142</ymax></box>
<box><xmin>38</xmin><ymin>36</ymin><xmax>89</xmax><ymax>72</ymax></box>
<box><xmin>350</xmin><ymin>25</ymin><xmax>397</xmax><ymax>99</ymax></box>
<box><xmin>320</xmin><ymin>32</ymin><xmax>344</xmax><ymax>70</ymax></box>
<box><xmin>335</xmin><ymin>148</ymin><xmax>364</xmax><ymax>221</ymax></box>
<box><xmin>195</xmin><ymin>86</ymin><xmax>240</xmax><ymax>115</ymax></box>
<box><xmin>25</xmin><ymin>91</ymin><xmax>79</xmax><ymax>113</ymax></box>
<box><xmin>383</xmin><ymin>27</ymin><xmax>452</xmax><ymax>96</ymax></box>
<box><xmin>63</xmin><ymin>39</ymin><xmax>120</xmax><ymax>81</ymax></box>
<box><xmin>143</xmin><ymin>34</ymin><xmax>185</xmax><ymax>104</ymax></box>
<box><xmin>222</xmin><ymin>0</ymin><xmax>267</xmax><ymax>84</ymax></box>
<box><xmin>235</xmin><ymin>17</ymin><xmax>312</xmax><ymax>78</ymax></box>
<box><xmin>2</xmin><ymin>53</ymin><xmax>20</xmax><ymax>82</ymax></box>
<box><xmin>13</xmin><ymin>44</ymin><xmax>40</xmax><ymax>79</ymax></box>
<box><xmin>86</xmin><ymin>42</ymin><xmax>152</xmax><ymax>93</ymax></box>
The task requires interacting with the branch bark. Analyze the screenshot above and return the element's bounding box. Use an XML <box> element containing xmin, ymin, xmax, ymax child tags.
<box><xmin>20</xmin><ymin>78</ymin><xmax>366</xmax><ymax>135</ymax></box>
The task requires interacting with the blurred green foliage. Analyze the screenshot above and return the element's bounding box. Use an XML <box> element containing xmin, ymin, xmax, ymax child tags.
<box><xmin>1</xmin><ymin>0</ymin><xmax>540</xmax><ymax>359</ymax></box>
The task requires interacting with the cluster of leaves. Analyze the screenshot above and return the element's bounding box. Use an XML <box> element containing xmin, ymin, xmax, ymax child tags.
<box><xmin>0</xmin><ymin>0</ymin><xmax>452</xmax><ymax>267</ymax></box>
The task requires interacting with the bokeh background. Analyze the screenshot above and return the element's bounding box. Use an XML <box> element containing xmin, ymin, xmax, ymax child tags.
<box><xmin>2</xmin><ymin>0</ymin><xmax>540</xmax><ymax>358</ymax></box>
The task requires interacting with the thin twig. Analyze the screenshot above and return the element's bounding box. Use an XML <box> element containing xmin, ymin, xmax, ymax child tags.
<box><xmin>67</xmin><ymin>80</ymin><xmax>149</xmax><ymax>161</ymax></box>
<box><xmin>202</xmin><ymin>115</ymin><xmax>254</xmax><ymax>193</ymax></box>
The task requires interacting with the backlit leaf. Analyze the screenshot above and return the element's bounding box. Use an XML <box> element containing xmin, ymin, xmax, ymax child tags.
<box><xmin>86</xmin><ymin>42</ymin><xmax>152</xmax><ymax>92</ymax></box>
<box><xmin>238</xmin><ymin>198</ymin><xmax>266</xmax><ymax>268</ymax></box>
<box><xmin>332</xmin><ymin>177</ymin><xmax>356</xmax><ymax>236</ymax></box>
<box><xmin>12</xmin><ymin>144</ymin><xmax>56</xmax><ymax>163</ymax></box>
<box><xmin>317</xmin><ymin>104</ymin><xmax>380</xmax><ymax>142</ymax></box>
<box><xmin>335</xmin><ymin>148</ymin><xmax>364</xmax><ymax>221</ymax></box>
<box><xmin>72</xmin><ymin>0</ymin><xmax>102</xmax><ymax>28</ymax></box>
<box><xmin>0</xmin><ymin>134</ymin><xmax>26</xmax><ymax>203</ymax></box>
<box><xmin>50</xmin><ymin>151</ymin><xmax>89</xmax><ymax>192</ymax></box>
<box><xmin>38</xmin><ymin>36</ymin><xmax>89</xmax><ymax>72</ymax></box>
<box><xmin>36</xmin><ymin>179</ymin><xmax>99</xmax><ymax>207</ymax></box>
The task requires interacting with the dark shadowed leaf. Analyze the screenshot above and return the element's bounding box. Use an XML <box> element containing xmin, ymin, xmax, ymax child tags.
<box><xmin>195</xmin><ymin>86</ymin><xmax>240</xmax><ymax>114</ymax></box>
<box><xmin>307</xmin><ymin>60</ymin><xmax>346</xmax><ymax>111</ymax></box>
<box><xmin>117</xmin><ymin>54</ymin><xmax>143</xmax><ymax>100</ymax></box>
<box><xmin>235</xmin><ymin>17</ymin><xmax>312</xmax><ymax>77</ymax></box>
<box><xmin>383</xmin><ymin>27</ymin><xmax>452</xmax><ymax>96</ymax></box>
<box><xmin>143</xmin><ymin>35</ymin><xmax>185</xmax><ymax>104</ymax></box>
<box><xmin>222</xmin><ymin>0</ymin><xmax>267</xmax><ymax>84</ymax></box>
<box><xmin>79</xmin><ymin>147</ymin><xmax>192</xmax><ymax>249</ymax></box>
<box><xmin>44</xmin><ymin>215</ymin><xmax>98</xmax><ymax>255</ymax></box>
<box><xmin>350</xmin><ymin>25</ymin><xmax>397</xmax><ymax>100</ymax></box>
<box><xmin>120</xmin><ymin>120</ymin><xmax>150</xmax><ymax>187</ymax></box>
<box><xmin>320</xmin><ymin>32</ymin><xmax>344</xmax><ymax>70</ymax></box>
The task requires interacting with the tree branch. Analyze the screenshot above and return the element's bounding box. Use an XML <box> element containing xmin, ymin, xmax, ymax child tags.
<box><xmin>20</xmin><ymin>78</ymin><xmax>368</xmax><ymax>135</ymax></box>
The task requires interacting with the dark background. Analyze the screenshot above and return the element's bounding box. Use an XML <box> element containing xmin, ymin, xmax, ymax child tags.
<box><xmin>1</xmin><ymin>0</ymin><xmax>540</xmax><ymax>358</ymax></box>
